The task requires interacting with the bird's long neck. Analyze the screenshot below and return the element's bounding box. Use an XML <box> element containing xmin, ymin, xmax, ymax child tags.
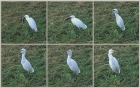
<box><xmin>21</xmin><ymin>54</ymin><xmax>26</xmax><ymax>62</ymax></box>
<box><xmin>25</xmin><ymin>17</ymin><xmax>30</xmax><ymax>22</ymax></box>
<box><xmin>114</xmin><ymin>13</ymin><xmax>119</xmax><ymax>19</ymax></box>
<box><xmin>108</xmin><ymin>53</ymin><xmax>113</xmax><ymax>60</ymax></box>
<box><xmin>67</xmin><ymin>55</ymin><xmax>71</xmax><ymax>60</ymax></box>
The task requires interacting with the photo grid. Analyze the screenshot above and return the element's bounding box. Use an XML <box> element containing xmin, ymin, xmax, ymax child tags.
<box><xmin>1</xmin><ymin>1</ymin><xmax>139</xmax><ymax>87</ymax></box>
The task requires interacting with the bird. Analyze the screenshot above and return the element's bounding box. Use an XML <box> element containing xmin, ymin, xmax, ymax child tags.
<box><xmin>108</xmin><ymin>49</ymin><xmax>120</xmax><ymax>74</ymax></box>
<box><xmin>113</xmin><ymin>9</ymin><xmax>125</xmax><ymax>31</ymax></box>
<box><xmin>21</xmin><ymin>48</ymin><xmax>34</xmax><ymax>74</ymax></box>
<box><xmin>22</xmin><ymin>15</ymin><xmax>37</xmax><ymax>32</ymax></box>
<box><xmin>65</xmin><ymin>15</ymin><xmax>87</xmax><ymax>30</ymax></box>
<box><xmin>67</xmin><ymin>50</ymin><xmax>80</xmax><ymax>74</ymax></box>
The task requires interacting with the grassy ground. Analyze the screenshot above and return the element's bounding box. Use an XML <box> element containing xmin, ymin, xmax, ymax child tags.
<box><xmin>1</xmin><ymin>45</ymin><xmax>46</xmax><ymax>87</ymax></box>
<box><xmin>1</xmin><ymin>2</ymin><xmax>46</xmax><ymax>44</ymax></box>
<box><xmin>48</xmin><ymin>2</ymin><xmax>92</xmax><ymax>44</ymax></box>
<box><xmin>94</xmin><ymin>2</ymin><xmax>139</xmax><ymax>44</ymax></box>
<box><xmin>94</xmin><ymin>45</ymin><xmax>139</xmax><ymax>87</ymax></box>
<box><xmin>48</xmin><ymin>45</ymin><xmax>93</xmax><ymax>87</ymax></box>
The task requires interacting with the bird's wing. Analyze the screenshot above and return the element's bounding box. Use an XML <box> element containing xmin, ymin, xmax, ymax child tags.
<box><xmin>24</xmin><ymin>59</ymin><xmax>34</xmax><ymax>72</ymax></box>
<box><xmin>72</xmin><ymin>18</ymin><xmax>87</xmax><ymax>29</ymax></box>
<box><xmin>70</xmin><ymin>59</ymin><xmax>80</xmax><ymax>73</ymax></box>
<box><xmin>28</xmin><ymin>17</ymin><xmax>37</xmax><ymax>31</ymax></box>
<box><xmin>117</xmin><ymin>15</ymin><xmax>125</xmax><ymax>30</ymax></box>
<box><xmin>112</xmin><ymin>57</ymin><xmax>120</xmax><ymax>73</ymax></box>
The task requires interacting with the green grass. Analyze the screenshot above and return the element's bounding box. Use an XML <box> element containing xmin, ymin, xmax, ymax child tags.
<box><xmin>1</xmin><ymin>45</ymin><xmax>46</xmax><ymax>87</ymax></box>
<box><xmin>1</xmin><ymin>2</ymin><xmax>46</xmax><ymax>44</ymax></box>
<box><xmin>48</xmin><ymin>2</ymin><xmax>92</xmax><ymax>44</ymax></box>
<box><xmin>48</xmin><ymin>45</ymin><xmax>93</xmax><ymax>87</ymax></box>
<box><xmin>94</xmin><ymin>2</ymin><xmax>139</xmax><ymax>44</ymax></box>
<box><xmin>94</xmin><ymin>45</ymin><xmax>139</xmax><ymax>87</ymax></box>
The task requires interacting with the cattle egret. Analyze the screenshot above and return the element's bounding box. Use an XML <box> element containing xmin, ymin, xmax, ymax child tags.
<box><xmin>113</xmin><ymin>9</ymin><xmax>125</xmax><ymax>31</ymax></box>
<box><xmin>21</xmin><ymin>48</ymin><xmax>34</xmax><ymax>73</ymax></box>
<box><xmin>22</xmin><ymin>15</ymin><xmax>38</xmax><ymax>32</ymax></box>
<box><xmin>108</xmin><ymin>49</ymin><xmax>120</xmax><ymax>73</ymax></box>
<box><xmin>67</xmin><ymin>50</ymin><xmax>80</xmax><ymax>74</ymax></box>
<box><xmin>65</xmin><ymin>15</ymin><xmax>87</xmax><ymax>29</ymax></box>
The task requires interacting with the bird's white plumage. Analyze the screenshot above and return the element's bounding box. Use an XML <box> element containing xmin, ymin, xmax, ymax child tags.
<box><xmin>108</xmin><ymin>49</ymin><xmax>120</xmax><ymax>73</ymax></box>
<box><xmin>67</xmin><ymin>50</ymin><xmax>80</xmax><ymax>74</ymax></box>
<box><xmin>113</xmin><ymin>9</ymin><xmax>125</xmax><ymax>31</ymax></box>
<box><xmin>70</xmin><ymin>15</ymin><xmax>87</xmax><ymax>29</ymax></box>
<box><xmin>24</xmin><ymin>15</ymin><xmax>37</xmax><ymax>32</ymax></box>
<box><xmin>21</xmin><ymin>48</ymin><xmax>34</xmax><ymax>73</ymax></box>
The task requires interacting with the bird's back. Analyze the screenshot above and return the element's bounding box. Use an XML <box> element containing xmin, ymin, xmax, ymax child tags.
<box><xmin>71</xmin><ymin>18</ymin><xmax>87</xmax><ymax>29</ymax></box>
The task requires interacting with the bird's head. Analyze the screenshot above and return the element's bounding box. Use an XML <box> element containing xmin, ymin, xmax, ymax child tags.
<box><xmin>24</xmin><ymin>15</ymin><xmax>29</xmax><ymax>19</ymax></box>
<box><xmin>64</xmin><ymin>15</ymin><xmax>75</xmax><ymax>21</ymax></box>
<box><xmin>67</xmin><ymin>49</ymin><xmax>72</xmax><ymax>57</ymax></box>
<box><xmin>21</xmin><ymin>48</ymin><xmax>26</xmax><ymax>54</ymax></box>
<box><xmin>70</xmin><ymin>15</ymin><xmax>75</xmax><ymax>18</ymax></box>
<box><xmin>22</xmin><ymin>15</ymin><xmax>29</xmax><ymax>23</ymax></box>
<box><xmin>113</xmin><ymin>9</ymin><xmax>118</xmax><ymax>14</ymax></box>
<box><xmin>108</xmin><ymin>49</ymin><xmax>115</xmax><ymax>54</ymax></box>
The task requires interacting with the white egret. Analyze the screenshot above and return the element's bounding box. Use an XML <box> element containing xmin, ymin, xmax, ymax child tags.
<box><xmin>65</xmin><ymin>15</ymin><xmax>87</xmax><ymax>29</ymax></box>
<box><xmin>113</xmin><ymin>9</ymin><xmax>125</xmax><ymax>31</ymax></box>
<box><xmin>22</xmin><ymin>15</ymin><xmax>38</xmax><ymax>32</ymax></box>
<box><xmin>67</xmin><ymin>50</ymin><xmax>80</xmax><ymax>74</ymax></box>
<box><xmin>21</xmin><ymin>48</ymin><xmax>34</xmax><ymax>73</ymax></box>
<box><xmin>108</xmin><ymin>49</ymin><xmax>120</xmax><ymax>73</ymax></box>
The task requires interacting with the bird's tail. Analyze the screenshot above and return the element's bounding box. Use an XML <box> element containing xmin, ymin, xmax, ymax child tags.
<box><xmin>34</xmin><ymin>28</ymin><xmax>38</xmax><ymax>32</ymax></box>
<box><xmin>119</xmin><ymin>70</ymin><xmax>120</xmax><ymax>73</ymax></box>
<box><xmin>83</xmin><ymin>24</ymin><xmax>87</xmax><ymax>29</ymax></box>
<box><xmin>31</xmin><ymin>68</ymin><xmax>34</xmax><ymax>73</ymax></box>
<box><xmin>122</xmin><ymin>26</ymin><xmax>125</xmax><ymax>31</ymax></box>
<box><xmin>76</xmin><ymin>69</ymin><xmax>80</xmax><ymax>74</ymax></box>
<box><xmin>78</xmin><ymin>70</ymin><xmax>80</xmax><ymax>74</ymax></box>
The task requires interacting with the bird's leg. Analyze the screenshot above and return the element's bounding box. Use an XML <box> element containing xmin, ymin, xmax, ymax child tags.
<box><xmin>71</xmin><ymin>72</ymin><xmax>76</xmax><ymax>81</ymax></box>
<box><xmin>74</xmin><ymin>28</ymin><xmax>78</xmax><ymax>37</ymax></box>
<box><xmin>122</xmin><ymin>31</ymin><xmax>125</xmax><ymax>39</ymax></box>
<box><xmin>118</xmin><ymin>73</ymin><xmax>124</xmax><ymax>82</ymax></box>
<box><xmin>75</xmin><ymin>28</ymin><xmax>80</xmax><ymax>37</ymax></box>
<box><xmin>28</xmin><ymin>71</ymin><xmax>30</xmax><ymax>76</ymax></box>
<box><xmin>118</xmin><ymin>29</ymin><xmax>122</xmax><ymax>34</ymax></box>
<box><xmin>78</xmin><ymin>27</ymin><xmax>81</xmax><ymax>31</ymax></box>
<box><xmin>72</xmin><ymin>72</ymin><xmax>74</xmax><ymax>78</ymax></box>
<box><xmin>28</xmin><ymin>72</ymin><xmax>32</xmax><ymax>80</ymax></box>
<box><xmin>112</xmin><ymin>71</ymin><xmax>116</xmax><ymax>75</ymax></box>
<box><xmin>74</xmin><ymin>72</ymin><xmax>77</xmax><ymax>81</ymax></box>
<box><xmin>29</xmin><ymin>30</ymin><xmax>33</xmax><ymax>37</ymax></box>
